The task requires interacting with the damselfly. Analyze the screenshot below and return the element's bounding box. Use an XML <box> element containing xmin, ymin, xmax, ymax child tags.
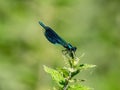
<box><xmin>39</xmin><ymin>21</ymin><xmax>77</xmax><ymax>59</ymax></box>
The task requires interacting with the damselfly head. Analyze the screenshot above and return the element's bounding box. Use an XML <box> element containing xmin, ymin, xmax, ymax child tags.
<box><xmin>67</xmin><ymin>43</ymin><xmax>77</xmax><ymax>52</ymax></box>
<box><xmin>72</xmin><ymin>46</ymin><xmax>77</xmax><ymax>52</ymax></box>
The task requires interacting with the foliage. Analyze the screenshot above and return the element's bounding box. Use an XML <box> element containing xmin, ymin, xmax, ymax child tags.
<box><xmin>44</xmin><ymin>54</ymin><xmax>96</xmax><ymax>90</ymax></box>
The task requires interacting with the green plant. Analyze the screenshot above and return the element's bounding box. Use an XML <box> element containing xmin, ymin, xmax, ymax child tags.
<box><xmin>43</xmin><ymin>53</ymin><xmax>96</xmax><ymax>90</ymax></box>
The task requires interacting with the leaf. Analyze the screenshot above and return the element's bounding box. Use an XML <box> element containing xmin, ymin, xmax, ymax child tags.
<box><xmin>57</xmin><ymin>67</ymin><xmax>69</xmax><ymax>78</ymax></box>
<box><xmin>68</xmin><ymin>84</ymin><xmax>93</xmax><ymax>90</ymax></box>
<box><xmin>79</xmin><ymin>64</ymin><xmax>96</xmax><ymax>70</ymax></box>
<box><xmin>43</xmin><ymin>65</ymin><xmax>65</xmax><ymax>87</ymax></box>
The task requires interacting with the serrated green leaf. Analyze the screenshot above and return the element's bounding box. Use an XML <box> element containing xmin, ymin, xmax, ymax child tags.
<box><xmin>57</xmin><ymin>68</ymin><xmax>69</xmax><ymax>78</ymax></box>
<box><xmin>43</xmin><ymin>65</ymin><xmax>65</xmax><ymax>87</ymax></box>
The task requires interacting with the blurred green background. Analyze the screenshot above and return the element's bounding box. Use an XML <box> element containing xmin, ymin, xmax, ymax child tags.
<box><xmin>0</xmin><ymin>0</ymin><xmax>120</xmax><ymax>90</ymax></box>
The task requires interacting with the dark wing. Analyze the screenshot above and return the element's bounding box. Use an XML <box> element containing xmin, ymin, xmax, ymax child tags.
<box><xmin>44</xmin><ymin>26</ymin><xmax>68</xmax><ymax>47</ymax></box>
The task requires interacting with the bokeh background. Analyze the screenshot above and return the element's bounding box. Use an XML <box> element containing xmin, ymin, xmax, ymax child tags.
<box><xmin>0</xmin><ymin>0</ymin><xmax>120</xmax><ymax>90</ymax></box>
